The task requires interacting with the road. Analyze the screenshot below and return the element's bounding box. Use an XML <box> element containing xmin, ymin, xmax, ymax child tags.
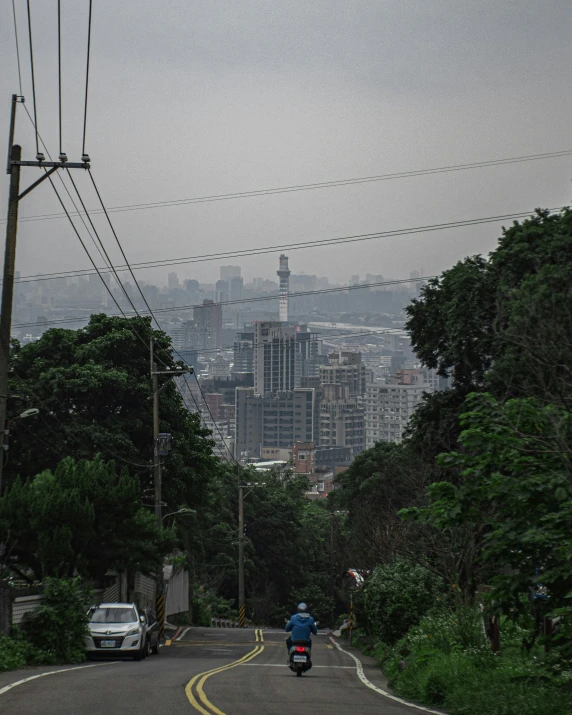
<box><xmin>0</xmin><ymin>627</ymin><xmax>435</xmax><ymax>715</ymax></box>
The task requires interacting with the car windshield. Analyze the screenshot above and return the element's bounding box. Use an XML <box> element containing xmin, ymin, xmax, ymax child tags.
<box><xmin>89</xmin><ymin>607</ymin><xmax>137</xmax><ymax>624</ymax></box>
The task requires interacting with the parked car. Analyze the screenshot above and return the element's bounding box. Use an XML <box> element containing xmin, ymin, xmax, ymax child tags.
<box><xmin>85</xmin><ymin>602</ymin><xmax>160</xmax><ymax>660</ymax></box>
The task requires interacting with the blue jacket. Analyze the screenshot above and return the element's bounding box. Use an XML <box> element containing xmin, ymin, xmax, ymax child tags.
<box><xmin>285</xmin><ymin>612</ymin><xmax>318</xmax><ymax>642</ymax></box>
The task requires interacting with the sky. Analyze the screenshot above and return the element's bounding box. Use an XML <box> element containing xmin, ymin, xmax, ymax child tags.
<box><xmin>1</xmin><ymin>0</ymin><xmax>571</xmax><ymax>287</ymax></box>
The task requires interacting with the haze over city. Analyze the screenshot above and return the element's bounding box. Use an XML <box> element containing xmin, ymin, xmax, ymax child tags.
<box><xmin>1</xmin><ymin>0</ymin><xmax>571</xmax><ymax>286</ymax></box>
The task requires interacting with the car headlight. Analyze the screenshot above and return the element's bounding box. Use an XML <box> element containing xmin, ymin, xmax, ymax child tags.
<box><xmin>126</xmin><ymin>627</ymin><xmax>140</xmax><ymax>637</ymax></box>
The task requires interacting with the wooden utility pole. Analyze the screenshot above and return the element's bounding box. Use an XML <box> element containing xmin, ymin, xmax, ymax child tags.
<box><xmin>0</xmin><ymin>95</ymin><xmax>89</xmax><ymax>496</ymax></box>
<box><xmin>238</xmin><ymin>483</ymin><xmax>245</xmax><ymax>628</ymax></box>
<box><xmin>150</xmin><ymin>338</ymin><xmax>193</xmax><ymax>638</ymax></box>
<box><xmin>0</xmin><ymin>143</ymin><xmax>21</xmax><ymax>497</ymax></box>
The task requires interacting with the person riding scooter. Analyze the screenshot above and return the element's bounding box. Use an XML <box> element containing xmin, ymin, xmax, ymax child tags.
<box><xmin>285</xmin><ymin>602</ymin><xmax>318</xmax><ymax>655</ymax></box>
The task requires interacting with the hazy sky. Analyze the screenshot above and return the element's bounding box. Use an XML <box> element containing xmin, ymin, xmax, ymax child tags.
<box><xmin>1</xmin><ymin>1</ymin><xmax>571</xmax><ymax>287</ymax></box>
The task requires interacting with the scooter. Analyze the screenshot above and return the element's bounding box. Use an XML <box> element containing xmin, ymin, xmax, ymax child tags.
<box><xmin>288</xmin><ymin>639</ymin><xmax>312</xmax><ymax>676</ymax></box>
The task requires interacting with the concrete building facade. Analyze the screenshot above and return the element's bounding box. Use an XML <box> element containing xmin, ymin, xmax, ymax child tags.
<box><xmin>235</xmin><ymin>387</ymin><xmax>319</xmax><ymax>461</ymax></box>
<box><xmin>365</xmin><ymin>383</ymin><xmax>429</xmax><ymax>447</ymax></box>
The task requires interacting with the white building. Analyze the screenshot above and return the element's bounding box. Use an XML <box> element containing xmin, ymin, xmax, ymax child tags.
<box><xmin>365</xmin><ymin>383</ymin><xmax>430</xmax><ymax>447</ymax></box>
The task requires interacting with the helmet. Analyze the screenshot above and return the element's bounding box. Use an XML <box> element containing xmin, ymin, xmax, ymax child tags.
<box><xmin>297</xmin><ymin>602</ymin><xmax>308</xmax><ymax>612</ymax></box>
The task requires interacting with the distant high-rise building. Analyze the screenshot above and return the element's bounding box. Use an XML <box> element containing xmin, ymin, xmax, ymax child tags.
<box><xmin>215</xmin><ymin>279</ymin><xmax>228</xmax><ymax>304</ymax></box>
<box><xmin>234</xmin><ymin>331</ymin><xmax>255</xmax><ymax>373</ymax></box>
<box><xmin>235</xmin><ymin>387</ymin><xmax>319</xmax><ymax>460</ymax></box>
<box><xmin>319</xmin><ymin>383</ymin><xmax>365</xmax><ymax>457</ymax></box>
<box><xmin>220</xmin><ymin>265</ymin><xmax>241</xmax><ymax>280</ymax></box>
<box><xmin>277</xmin><ymin>255</ymin><xmax>290</xmax><ymax>323</ymax></box>
<box><xmin>229</xmin><ymin>275</ymin><xmax>243</xmax><ymax>302</ymax></box>
<box><xmin>253</xmin><ymin>321</ymin><xmax>296</xmax><ymax>395</ymax></box>
<box><xmin>365</xmin><ymin>382</ymin><xmax>430</xmax><ymax>447</ymax></box>
<box><xmin>193</xmin><ymin>299</ymin><xmax>222</xmax><ymax>350</ymax></box>
<box><xmin>320</xmin><ymin>351</ymin><xmax>366</xmax><ymax>398</ymax></box>
<box><xmin>168</xmin><ymin>272</ymin><xmax>180</xmax><ymax>289</ymax></box>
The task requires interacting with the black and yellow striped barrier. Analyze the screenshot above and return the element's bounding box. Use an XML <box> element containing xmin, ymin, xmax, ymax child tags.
<box><xmin>238</xmin><ymin>605</ymin><xmax>245</xmax><ymax>628</ymax></box>
<box><xmin>156</xmin><ymin>592</ymin><xmax>165</xmax><ymax>639</ymax></box>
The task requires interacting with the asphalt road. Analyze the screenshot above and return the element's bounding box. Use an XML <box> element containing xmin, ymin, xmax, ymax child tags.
<box><xmin>0</xmin><ymin>627</ymin><xmax>436</xmax><ymax>715</ymax></box>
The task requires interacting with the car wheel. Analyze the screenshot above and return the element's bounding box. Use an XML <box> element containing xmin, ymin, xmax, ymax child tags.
<box><xmin>133</xmin><ymin>648</ymin><xmax>143</xmax><ymax>661</ymax></box>
<box><xmin>145</xmin><ymin>639</ymin><xmax>152</xmax><ymax>657</ymax></box>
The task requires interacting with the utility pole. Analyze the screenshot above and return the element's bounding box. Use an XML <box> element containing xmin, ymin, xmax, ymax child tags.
<box><xmin>150</xmin><ymin>338</ymin><xmax>193</xmax><ymax>638</ymax></box>
<box><xmin>238</xmin><ymin>482</ymin><xmax>245</xmax><ymax>628</ymax></box>
<box><xmin>151</xmin><ymin>338</ymin><xmax>161</xmax><ymax>524</ymax></box>
<box><xmin>237</xmin><ymin>480</ymin><xmax>263</xmax><ymax>628</ymax></box>
<box><xmin>0</xmin><ymin>95</ymin><xmax>89</xmax><ymax>496</ymax></box>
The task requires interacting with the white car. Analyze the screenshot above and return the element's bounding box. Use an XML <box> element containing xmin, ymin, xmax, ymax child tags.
<box><xmin>85</xmin><ymin>602</ymin><xmax>159</xmax><ymax>661</ymax></box>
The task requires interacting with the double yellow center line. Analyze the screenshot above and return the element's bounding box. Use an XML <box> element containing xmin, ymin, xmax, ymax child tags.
<box><xmin>185</xmin><ymin>629</ymin><xmax>264</xmax><ymax>714</ymax></box>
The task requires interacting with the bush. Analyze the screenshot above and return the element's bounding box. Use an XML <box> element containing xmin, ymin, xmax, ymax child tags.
<box><xmin>0</xmin><ymin>635</ymin><xmax>28</xmax><ymax>671</ymax></box>
<box><xmin>21</xmin><ymin>577</ymin><xmax>90</xmax><ymax>664</ymax></box>
<box><xmin>381</xmin><ymin>608</ymin><xmax>572</xmax><ymax>715</ymax></box>
<box><xmin>363</xmin><ymin>558</ymin><xmax>447</xmax><ymax>644</ymax></box>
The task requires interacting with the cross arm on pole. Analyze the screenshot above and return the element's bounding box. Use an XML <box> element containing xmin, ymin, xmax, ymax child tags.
<box><xmin>17</xmin><ymin>166</ymin><xmax>59</xmax><ymax>202</ymax></box>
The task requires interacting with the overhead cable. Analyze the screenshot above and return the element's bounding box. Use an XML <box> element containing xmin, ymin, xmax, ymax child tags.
<box><xmin>25</xmin><ymin>0</ymin><xmax>39</xmax><ymax>156</ymax></box>
<box><xmin>11</xmin><ymin>0</ymin><xmax>23</xmax><ymax>95</ymax></box>
<box><xmin>8</xmin><ymin>150</ymin><xmax>572</xmax><ymax>225</ymax></box>
<box><xmin>11</xmin><ymin>206</ymin><xmax>566</xmax><ymax>286</ymax></box>
<box><xmin>82</xmin><ymin>0</ymin><xmax>93</xmax><ymax>155</ymax></box>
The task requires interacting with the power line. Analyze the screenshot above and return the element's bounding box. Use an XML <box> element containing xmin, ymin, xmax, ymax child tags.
<box><xmin>88</xmin><ymin>170</ymin><xmax>163</xmax><ymax>331</ymax></box>
<box><xmin>57</xmin><ymin>0</ymin><xmax>63</xmax><ymax>156</ymax></box>
<box><xmin>8</xmin><ymin>149</ymin><xmax>572</xmax><ymax>226</ymax></box>
<box><xmin>22</xmin><ymin>102</ymin><xmax>118</xmax><ymax>284</ymax></box>
<box><xmin>82</xmin><ymin>0</ymin><xmax>93</xmax><ymax>156</ymax></box>
<box><xmin>10</xmin><ymin>206</ymin><xmax>566</xmax><ymax>286</ymax></box>
<box><xmin>11</xmin><ymin>0</ymin><xmax>23</xmax><ymax>95</ymax></box>
<box><xmin>25</xmin><ymin>0</ymin><xmax>39</xmax><ymax>156</ymax></box>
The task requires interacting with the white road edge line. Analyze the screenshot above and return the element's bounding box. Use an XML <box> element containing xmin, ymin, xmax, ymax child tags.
<box><xmin>330</xmin><ymin>638</ymin><xmax>447</xmax><ymax>715</ymax></box>
<box><xmin>0</xmin><ymin>661</ymin><xmax>121</xmax><ymax>697</ymax></box>
<box><xmin>176</xmin><ymin>626</ymin><xmax>191</xmax><ymax>641</ymax></box>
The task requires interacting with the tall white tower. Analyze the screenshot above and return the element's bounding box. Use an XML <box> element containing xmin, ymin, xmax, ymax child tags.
<box><xmin>277</xmin><ymin>254</ymin><xmax>291</xmax><ymax>323</ymax></box>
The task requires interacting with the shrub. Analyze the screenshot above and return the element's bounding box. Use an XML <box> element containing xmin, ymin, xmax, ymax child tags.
<box><xmin>21</xmin><ymin>577</ymin><xmax>90</xmax><ymax>664</ymax></box>
<box><xmin>363</xmin><ymin>558</ymin><xmax>447</xmax><ymax>644</ymax></box>
<box><xmin>0</xmin><ymin>635</ymin><xmax>27</xmax><ymax>672</ymax></box>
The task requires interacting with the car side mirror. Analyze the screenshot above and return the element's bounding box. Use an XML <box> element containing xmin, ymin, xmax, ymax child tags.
<box><xmin>140</xmin><ymin>615</ymin><xmax>145</xmax><ymax>623</ymax></box>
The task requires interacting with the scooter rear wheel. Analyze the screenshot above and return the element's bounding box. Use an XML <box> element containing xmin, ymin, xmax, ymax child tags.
<box><xmin>296</xmin><ymin>670</ymin><xmax>302</xmax><ymax>677</ymax></box>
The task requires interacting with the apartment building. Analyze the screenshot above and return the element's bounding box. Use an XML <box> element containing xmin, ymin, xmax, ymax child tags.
<box><xmin>365</xmin><ymin>383</ymin><xmax>429</xmax><ymax>447</ymax></box>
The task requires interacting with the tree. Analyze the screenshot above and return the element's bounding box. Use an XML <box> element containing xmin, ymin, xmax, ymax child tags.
<box><xmin>6</xmin><ymin>314</ymin><xmax>219</xmax><ymax>513</ymax></box>
<box><xmin>403</xmin><ymin>393</ymin><xmax>572</xmax><ymax>617</ymax></box>
<box><xmin>0</xmin><ymin>456</ymin><xmax>169</xmax><ymax>581</ymax></box>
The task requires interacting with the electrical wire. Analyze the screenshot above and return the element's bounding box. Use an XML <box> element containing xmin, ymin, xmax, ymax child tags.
<box><xmin>57</xmin><ymin>0</ymin><xmax>62</xmax><ymax>155</ymax></box>
<box><xmin>88</xmin><ymin>170</ymin><xmax>163</xmax><ymax>331</ymax></box>
<box><xmin>10</xmin><ymin>206</ymin><xmax>566</xmax><ymax>286</ymax></box>
<box><xmin>11</xmin><ymin>0</ymin><xmax>23</xmax><ymax>95</ymax></box>
<box><xmin>9</xmin><ymin>149</ymin><xmax>572</xmax><ymax>225</ymax></box>
<box><xmin>25</xmin><ymin>0</ymin><xmax>39</xmax><ymax>156</ymax></box>
<box><xmin>82</xmin><ymin>0</ymin><xmax>93</xmax><ymax>155</ymax></box>
<box><xmin>21</xmin><ymin>103</ymin><xmax>113</xmax><ymax>274</ymax></box>
<box><xmin>65</xmin><ymin>169</ymin><xmax>144</xmax><ymax>316</ymax></box>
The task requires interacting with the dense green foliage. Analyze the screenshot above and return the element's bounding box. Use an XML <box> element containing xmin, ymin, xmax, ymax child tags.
<box><xmin>332</xmin><ymin>208</ymin><xmax>572</xmax><ymax>712</ymax></box>
<box><xmin>0</xmin><ymin>456</ymin><xmax>170</xmax><ymax>581</ymax></box>
<box><xmin>0</xmin><ymin>578</ymin><xmax>90</xmax><ymax>670</ymax></box>
<box><xmin>363</xmin><ymin>559</ymin><xmax>447</xmax><ymax>644</ymax></box>
<box><xmin>21</xmin><ymin>578</ymin><xmax>90</xmax><ymax>664</ymax></box>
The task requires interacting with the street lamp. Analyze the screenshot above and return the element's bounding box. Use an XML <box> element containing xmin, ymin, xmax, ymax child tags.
<box><xmin>161</xmin><ymin>507</ymin><xmax>195</xmax><ymax>523</ymax></box>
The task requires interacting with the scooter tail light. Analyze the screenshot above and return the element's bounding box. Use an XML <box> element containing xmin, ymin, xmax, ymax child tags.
<box><xmin>295</xmin><ymin>646</ymin><xmax>306</xmax><ymax>652</ymax></box>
